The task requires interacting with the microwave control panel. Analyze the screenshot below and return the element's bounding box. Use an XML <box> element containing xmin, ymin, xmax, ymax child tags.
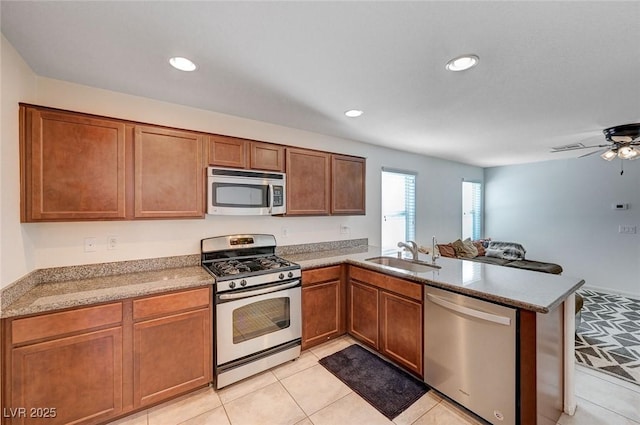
<box><xmin>273</xmin><ymin>186</ymin><xmax>284</xmax><ymax>207</ymax></box>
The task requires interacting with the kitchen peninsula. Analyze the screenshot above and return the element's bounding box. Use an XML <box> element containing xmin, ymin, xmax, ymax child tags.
<box><xmin>285</xmin><ymin>244</ymin><xmax>584</xmax><ymax>425</ymax></box>
<box><xmin>1</xmin><ymin>243</ymin><xmax>583</xmax><ymax>425</ymax></box>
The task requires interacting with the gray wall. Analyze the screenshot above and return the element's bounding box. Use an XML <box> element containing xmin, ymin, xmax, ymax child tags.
<box><xmin>485</xmin><ymin>155</ymin><xmax>640</xmax><ymax>297</ymax></box>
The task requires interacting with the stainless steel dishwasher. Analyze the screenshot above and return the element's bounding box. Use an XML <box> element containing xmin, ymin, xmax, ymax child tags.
<box><xmin>424</xmin><ymin>286</ymin><xmax>516</xmax><ymax>425</ymax></box>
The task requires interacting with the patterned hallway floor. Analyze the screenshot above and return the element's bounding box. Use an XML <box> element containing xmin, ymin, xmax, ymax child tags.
<box><xmin>575</xmin><ymin>289</ymin><xmax>640</xmax><ymax>385</ymax></box>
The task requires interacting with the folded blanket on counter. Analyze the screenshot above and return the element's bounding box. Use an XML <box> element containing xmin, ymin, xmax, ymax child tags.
<box><xmin>486</xmin><ymin>241</ymin><xmax>526</xmax><ymax>260</ymax></box>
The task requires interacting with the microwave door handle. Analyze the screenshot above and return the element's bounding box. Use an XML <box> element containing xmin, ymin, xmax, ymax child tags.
<box><xmin>268</xmin><ymin>184</ymin><xmax>274</xmax><ymax>213</ymax></box>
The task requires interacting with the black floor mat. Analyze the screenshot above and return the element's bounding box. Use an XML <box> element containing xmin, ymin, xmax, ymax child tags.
<box><xmin>318</xmin><ymin>344</ymin><xmax>428</xmax><ymax>419</ymax></box>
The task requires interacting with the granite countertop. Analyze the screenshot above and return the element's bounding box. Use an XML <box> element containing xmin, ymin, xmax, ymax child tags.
<box><xmin>283</xmin><ymin>245</ymin><xmax>585</xmax><ymax>313</ymax></box>
<box><xmin>2</xmin><ymin>243</ymin><xmax>584</xmax><ymax>319</ymax></box>
<box><xmin>1</xmin><ymin>266</ymin><xmax>214</xmax><ymax>318</ymax></box>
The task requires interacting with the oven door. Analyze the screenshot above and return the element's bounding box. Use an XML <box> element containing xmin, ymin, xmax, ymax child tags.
<box><xmin>216</xmin><ymin>280</ymin><xmax>301</xmax><ymax>365</ymax></box>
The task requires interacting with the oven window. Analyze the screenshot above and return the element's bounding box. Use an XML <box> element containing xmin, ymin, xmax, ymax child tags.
<box><xmin>232</xmin><ymin>297</ymin><xmax>291</xmax><ymax>343</ymax></box>
<box><xmin>213</xmin><ymin>183</ymin><xmax>269</xmax><ymax>208</ymax></box>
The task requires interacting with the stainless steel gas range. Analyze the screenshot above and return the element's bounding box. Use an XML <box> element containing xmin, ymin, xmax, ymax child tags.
<box><xmin>201</xmin><ymin>234</ymin><xmax>301</xmax><ymax>389</ymax></box>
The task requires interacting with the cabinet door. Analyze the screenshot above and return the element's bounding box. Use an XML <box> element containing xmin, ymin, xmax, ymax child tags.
<box><xmin>331</xmin><ymin>155</ymin><xmax>365</xmax><ymax>215</ymax></box>
<box><xmin>380</xmin><ymin>291</ymin><xmax>423</xmax><ymax>376</ymax></box>
<box><xmin>302</xmin><ymin>280</ymin><xmax>340</xmax><ymax>350</ymax></box>
<box><xmin>249</xmin><ymin>142</ymin><xmax>284</xmax><ymax>172</ymax></box>
<box><xmin>132</xmin><ymin>287</ymin><xmax>212</xmax><ymax>408</ymax></box>
<box><xmin>348</xmin><ymin>280</ymin><xmax>379</xmax><ymax>349</ymax></box>
<box><xmin>285</xmin><ymin>148</ymin><xmax>331</xmax><ymax>215</ymax></box>
<box><xmin>134</xmin><ymin>126</ymin><xmax>204</xmax><ymax>218</ymax></box>
<box><xmin>22</xmin><ymin>107</ymin><xmax>126</xmax><ymax>221</ymax></box>
<box><xmin>208</xmin><ymin>135</ymin><xmax>247</xmax><ymax>168</ymax></box>
<box><xmin>10</xmin><ymin>328</ymin><xmax>123</xmax><ymax>425</ymax></box>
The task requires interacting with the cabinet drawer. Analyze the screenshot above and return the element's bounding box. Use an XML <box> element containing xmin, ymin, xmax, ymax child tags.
<box><xmin>133</xmin><ymin>287</ymin><xmax>210</xmax><ymax>320</ymax></box>
<box><xmin>302</xmin><ymin>265</ymin><xmax>342</xmax><ymax>286</ymax></box>
<box><xmin>12</xmin><ymin>303</ymin><xmax>123</xmax><ymax>345</ymax></box>
<box><xmin>349</xmin><ymin>266</ymin><xmax>422</xmax><ymax>302</ymax></box>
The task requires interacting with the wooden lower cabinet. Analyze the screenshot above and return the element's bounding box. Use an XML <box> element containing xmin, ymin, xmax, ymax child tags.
<box><xmin>2</xmin><ymin>287</ymin><xmax>212</xmax><ymax>425</ymax></box>
<box><xmin>301</xmin><ymin>266</ymin><xmax>346</xmax><ymax>350</ymax></box>
<box><xmin>10</xmin><ymin>328</ymin><xmax>123</xmax><ymax>425</ymax></box>
<box><xmin>132</xmin><ymin>288</ymin><xmax>212</xmax><ymax>408</ymax></box>
<box><xmin>348</xmin><ymin>280</ymin><xmax>380</xmax><ymax>349</ymax></box>
<box><xmin>348</xmin><ymin>266</ymin><xmax>423</xmax><ymax>376</ymax></box>
<box><xmin>3</xmin><ymin>303</ymin><xmax>124</xmax><ymax>425</ymax></box>
<box><xmin>379</xmin><ymin>291</ymin><xmax>422</xmax><ymax>375</ymax></box>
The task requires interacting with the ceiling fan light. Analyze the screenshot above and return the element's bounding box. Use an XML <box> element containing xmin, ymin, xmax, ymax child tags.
<box><xmin>600</xmin><ymin>149</ymin><xmax>617</xmax><ymax>161</ymax></box>
<box><xmin>618</xmin><ymin>146</ymin><xmax>639</xmax><ymax>160</ymax></box>
<box><xmin>611</xmin><ymin>135</ymin><xmax>633</xmax><ymax>143</ymax></box>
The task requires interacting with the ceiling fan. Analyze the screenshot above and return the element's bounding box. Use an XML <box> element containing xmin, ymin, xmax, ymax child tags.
<box><xmin>551</xmin><ymin>123</ymin><xmax>640</xmax><ymax>161</ymax></box>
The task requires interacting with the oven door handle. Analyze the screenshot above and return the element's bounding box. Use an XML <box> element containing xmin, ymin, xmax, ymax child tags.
<box><xmin>218</xmin><ymin>280</ymin><xmax>300</xmax><ymax>300</ymax></box>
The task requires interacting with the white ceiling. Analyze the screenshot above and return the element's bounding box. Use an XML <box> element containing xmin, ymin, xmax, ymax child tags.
<box><xmin>2</xmin><ymin>1</ymin><xmax>639</xmax><ymax>167</ymax></box>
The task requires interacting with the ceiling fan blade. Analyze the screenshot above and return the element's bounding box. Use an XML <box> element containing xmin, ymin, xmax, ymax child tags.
<box><xmin>578</xmin><ymin>149</ymin><xmax>605</xmax><ymax>158</ymax></box>
<box><xmin>550</xmin><ymin>144</ymin><xmax>610</xmax><ymax>153</ymax></box>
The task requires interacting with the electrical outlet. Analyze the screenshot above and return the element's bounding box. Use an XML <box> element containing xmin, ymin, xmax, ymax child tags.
<box><xmin>282</xmin><ymin>227</ymin><xmax>289</xmax><ymax>237</ymax></box>
<box><xmin>84</xmin><ymin>237</ymin><xmax>97</xmax><ymax>252</ymax></box>
<box><xmin>619</xmin><ymin>225</ymin><xmax>637</xmax><ymax>234</ymax></box>
<box><xmin>107</xmin><ymin>235</ymin><xmax>118</xmax><ymax>250</ymax></box>
<box><xmin>340</xmin><ymin>225</ymin><xmax>350</xmax><ymax>234</ymax></box>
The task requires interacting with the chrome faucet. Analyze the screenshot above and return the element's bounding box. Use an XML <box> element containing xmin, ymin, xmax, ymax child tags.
<box><xmin>397</xmin><ymin>240</ymin><xmax>419</xmax><ymax>261</ymax></box>
<box><xmin>431</xmin><ymin>236</ymin><xmax>439</xmax><ymax>264</ymax></box>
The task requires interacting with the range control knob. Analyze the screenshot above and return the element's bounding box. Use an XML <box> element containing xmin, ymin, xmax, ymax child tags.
<box><xmin>240</xmin><ymin>279</ymin><xmax>247</xmax><ymax>287</ymax></box>
<box><xmin>228</xmin><ymin>281</ymin><xmax>236</xmax><ymax>289</ymax></box>
<box><xmin>287</xmin><ymin>271</ymin><xmax>294</xmax><ymax>278</ymax></box>
<box><xmin>279</xmin><ymin>273</ymin><xmax>285</xmax><ymax>280</ymax></box>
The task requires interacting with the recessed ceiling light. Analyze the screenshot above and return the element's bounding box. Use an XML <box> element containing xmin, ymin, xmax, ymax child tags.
<box><xmin>445</xmin><ymin>54</ymin><xmax>479</xmax><ymax>72</ymax></box>
<box><xmin>344</xmin><ymin>109</ymin><xmax>363</xmax><ymax>118</ymax></box>
<box><xmin>169</xmin><ymin>57</ymin><xmax>197</xmax><ymax>72</ymax></box>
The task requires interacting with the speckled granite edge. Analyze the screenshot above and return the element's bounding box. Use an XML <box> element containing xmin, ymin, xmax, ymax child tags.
<box><xmin>277</xmin><ymin>238</ymin><xmax>368</xmax><ymax>255</ymax></box>
<box><xmin>0</xmin><ymin>254</ymin><xmax>200</xmax><ymax>311</ymax></box>
<box><xmin>0</xmin><ymin>271</ymin><xmax>40</xmax><ymax>310</ymax></box>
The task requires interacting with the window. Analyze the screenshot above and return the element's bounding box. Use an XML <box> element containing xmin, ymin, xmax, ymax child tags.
<box><xmin>462</xmin><ymin>181</ymin><xmax>482</xmax><ymax>240</ymax></box>
<box><xmin>381</xmin><ymin>169</ymin><xmax>416</xmax><ymax>253</ymax></box>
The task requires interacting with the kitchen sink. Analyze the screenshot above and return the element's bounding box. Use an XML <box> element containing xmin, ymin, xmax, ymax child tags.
<box><xmin>365</xmin><ymin>256</ymin><xmax>441</xmax><ymax>272</ymax></box>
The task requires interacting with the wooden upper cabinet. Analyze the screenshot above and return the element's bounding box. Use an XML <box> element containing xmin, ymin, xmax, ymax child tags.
<box><xmin>285</xmin><ymin>148</ymin><xmax>331</xmax><ymax>215</ymax></box>
<box><xmin>207</xmin><ymin>136</ymin><xmax>284</xmax><ymax>172</ymax></box>
<box><xmin>208</xmin><ymin>134</ymin><xmax>247</xmax><ymax>168</ymax></box>
<box><xmin>250</xmin><ymin>141</ymin><xmax>284</xmax><ymax>171</ymax></box>
<box><xmin>20</xmin><ymin>106</ymin><xmax>127</xmax><ymax>221</ymax></box>
<box><xmin>331</xmin><ymin>154</ymin><xmax>366</xmax><ymax>215</ymax></box>
<box><xmin>133</xmin><ymin>126</ymin><xmax>205</xmax><ymax>218</ymax></box>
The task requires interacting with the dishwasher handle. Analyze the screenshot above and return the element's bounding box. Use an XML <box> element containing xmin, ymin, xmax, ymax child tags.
<box><xmin>427</xmin><ymin>293</ymin><xmax>512</xmax><ymax>326</ymax></box>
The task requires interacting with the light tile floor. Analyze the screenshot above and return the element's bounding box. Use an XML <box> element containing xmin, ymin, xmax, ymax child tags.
<box><xmin>109</xmin><ymin>335</ymin><xmax>640</xmax><ymax>425</ymax></box>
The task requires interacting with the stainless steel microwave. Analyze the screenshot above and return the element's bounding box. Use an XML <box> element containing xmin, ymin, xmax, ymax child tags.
<box><xmin>207</xmin><ymin>167</ymin><xmax>286</xmax><ymax>215</ymax></box>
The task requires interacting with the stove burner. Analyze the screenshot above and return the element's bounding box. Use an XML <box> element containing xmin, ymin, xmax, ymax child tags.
<box><xmin>206</xmin><ymin>255</ymin><xmax>293</xmax><ymax>278</ymax></box>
